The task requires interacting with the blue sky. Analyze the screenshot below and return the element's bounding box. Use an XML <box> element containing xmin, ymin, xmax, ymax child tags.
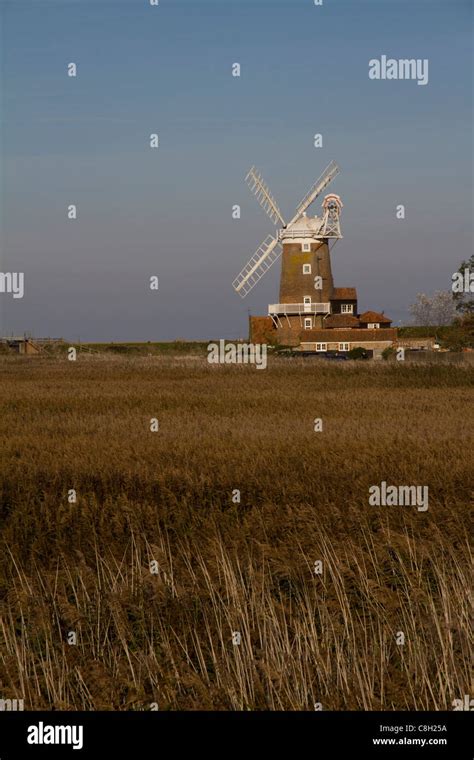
<box><xmin>1</xmin><ymin>0</ymin><xmax>472</xmax><ymax>340</ymax></box>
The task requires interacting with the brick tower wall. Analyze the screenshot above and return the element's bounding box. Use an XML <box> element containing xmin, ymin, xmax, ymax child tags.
<box><xmin>279</xmin><ymin>240</ymin><xmax>334</xmax><ymax>304</ymax></box>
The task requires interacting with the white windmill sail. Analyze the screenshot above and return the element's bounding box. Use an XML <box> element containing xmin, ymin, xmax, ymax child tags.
<box><xmin>245</xmin><ymin>167</ymin><xmax>286</xmax><ymax>227</ymax></box>
<box><xmin>232</xmin><ymin>235</ymin><xmax>282</xmax><ymax>298</ymax></box>
<box><xmin>288</xmin><ymin>160</ymin><xmax>340</xmax><ymax>227</ymax></box>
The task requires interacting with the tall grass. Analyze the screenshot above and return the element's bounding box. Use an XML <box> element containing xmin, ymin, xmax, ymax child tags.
<box><xmin>0</xmin><ymin>357</ymin><xmax>472</xmax><ymax>710</ymax></box>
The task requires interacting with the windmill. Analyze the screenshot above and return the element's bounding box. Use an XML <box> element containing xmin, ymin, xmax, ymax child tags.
<box><xmin>232</xmin><ymin>161</ymin><xmax>342</xmax><ymax>299</ymax></box>
<box><xmin>232</xmin><ymin>161</ymin><xmax>396</xmax><ymax>357</ymax></box>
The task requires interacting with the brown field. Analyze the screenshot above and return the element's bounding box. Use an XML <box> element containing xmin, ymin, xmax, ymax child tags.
<box><xmin>0</xmin><ymin>356</ymin><xmax>472</xmax><ymax>711</ymax></box>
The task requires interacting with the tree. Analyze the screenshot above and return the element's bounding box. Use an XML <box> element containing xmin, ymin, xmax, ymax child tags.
<box><xmin>441</xmin><ymin>313</ymin><xmax>474</xmax><ymax>350</ymax></box>
<box><xmin>452</xmin><ymin>254</ymin><xmax>474</xmax><ymax>314</ymax></box>
<box><xmin>409</xmin><ymin>291</ymin><xmax>457</xmax><ymax>326</ymax></box>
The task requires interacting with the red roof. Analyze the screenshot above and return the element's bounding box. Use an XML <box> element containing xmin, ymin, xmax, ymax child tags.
<box><xmin>331</xmin><ymin>287</ymin><xmax>357</xmax><ymax>300</ymax></box>
<box><xmin>303</xmin><ymin>328</ymin><xmax>397</xmax><ymax>342</ymax></box>
<box><xmin>324</xmin><ymin>314</ymin><xmax>360</xmax><ymax>328</ymax></box>
<box><xmin>359</xmin><ymin>310</ymin><xmax>392</xmax><ymax>324</ymax></box>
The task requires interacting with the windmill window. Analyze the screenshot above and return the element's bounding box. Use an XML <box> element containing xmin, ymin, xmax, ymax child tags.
<box><xmin>368</xmin><ymin>323</ymin><xmax>380</xmax><ymax>329</ymax></box>
<box><xmin>303</xmin><ymin>264</ymin><xmax>312</xmax><ymax>274</ymax></box>
<box><xmin>304</xmin><ymin>318</ymin><xmax>312</xmax><ymax>329</ymax></box>
<box><xmin>316</xmin><ymin>343</ymin><xmax>327</xmax><ymax>352</ymax></box>
<box><xmin>302</xmin><ymin>242</ymin><xmax>311</xmax><ymax>252</ymax></box>
<box><xmin>341</xmin><ymin>304</ymin><xmax>353</xmax><ymax>313</ymax></box>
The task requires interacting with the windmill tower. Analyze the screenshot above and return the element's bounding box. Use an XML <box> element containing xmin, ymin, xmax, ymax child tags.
<box><xmin>232</xmin><ymin>162</ymin><xmax>345</xmax><ymax>339</ymax></box>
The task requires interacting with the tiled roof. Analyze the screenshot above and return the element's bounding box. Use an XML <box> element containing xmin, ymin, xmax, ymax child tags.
<box><xmin>359</xmin><ymin>310</ymin><xmax>392</xmax><ymax>323</ymax></box>
<box><xmin>303</xmin><ymin>328</ymin><xmax>397</xmax><ymax>342</ymax></box>
<box><xmin>324</xmin><ymin>314</ymin><xmax>360</xmax><ymax>328</ymax></box>
<box><xmin>331</xmin><ymin>287</ymin><xmax>357</xmax><ymax>300</ymax></box>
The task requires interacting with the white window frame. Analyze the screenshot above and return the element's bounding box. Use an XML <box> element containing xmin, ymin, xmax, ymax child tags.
<box><xmin>304</xmin><ymin>317</ymin><xmax>312</xmax><ymax>329</ymax></box>
<box><xmin>301</xmin><ymin>242</ymin><xmax>311</xmax><ymax>252</ymax></box>
<box><xmin>341</xmin><ymin>304</ymin><xmax>353</xmax><ymax>314</ymax></box>
<box><xmin>302</xmin><ymin>263</ymin><xmax>311</xmax><ymax>274</ymax></box>
<box><xmin>316</xmin><ymin>343</ymin><xmax>327</xmax><ymax>352</ymax></box>
<box><xmin>339</xmin><ymin>343</ymin><xmax>350</xmax><ymax>351</ymax></box>
<box><xmin>367</xmin><ymin>322</ymin><xmax>380</xmax><ymax>329</ymax></box>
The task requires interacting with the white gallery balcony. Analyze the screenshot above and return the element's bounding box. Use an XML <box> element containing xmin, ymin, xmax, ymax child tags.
<box><xmin>268</xmin><ymin>302</ymin><xmax>331</xmax><ymax>316</ymax></box>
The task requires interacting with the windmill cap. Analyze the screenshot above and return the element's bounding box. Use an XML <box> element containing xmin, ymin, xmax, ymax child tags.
<box><xmin>286</xmin><ymin>215</ymin><xmax>322</xmax><ymax>232</ymax></box>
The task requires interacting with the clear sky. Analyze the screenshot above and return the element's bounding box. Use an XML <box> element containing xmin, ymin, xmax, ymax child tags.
<box><xmin>1</xmin><ymin>0</ymin><xmax>472</xmax><ymax>341</ymax></box>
